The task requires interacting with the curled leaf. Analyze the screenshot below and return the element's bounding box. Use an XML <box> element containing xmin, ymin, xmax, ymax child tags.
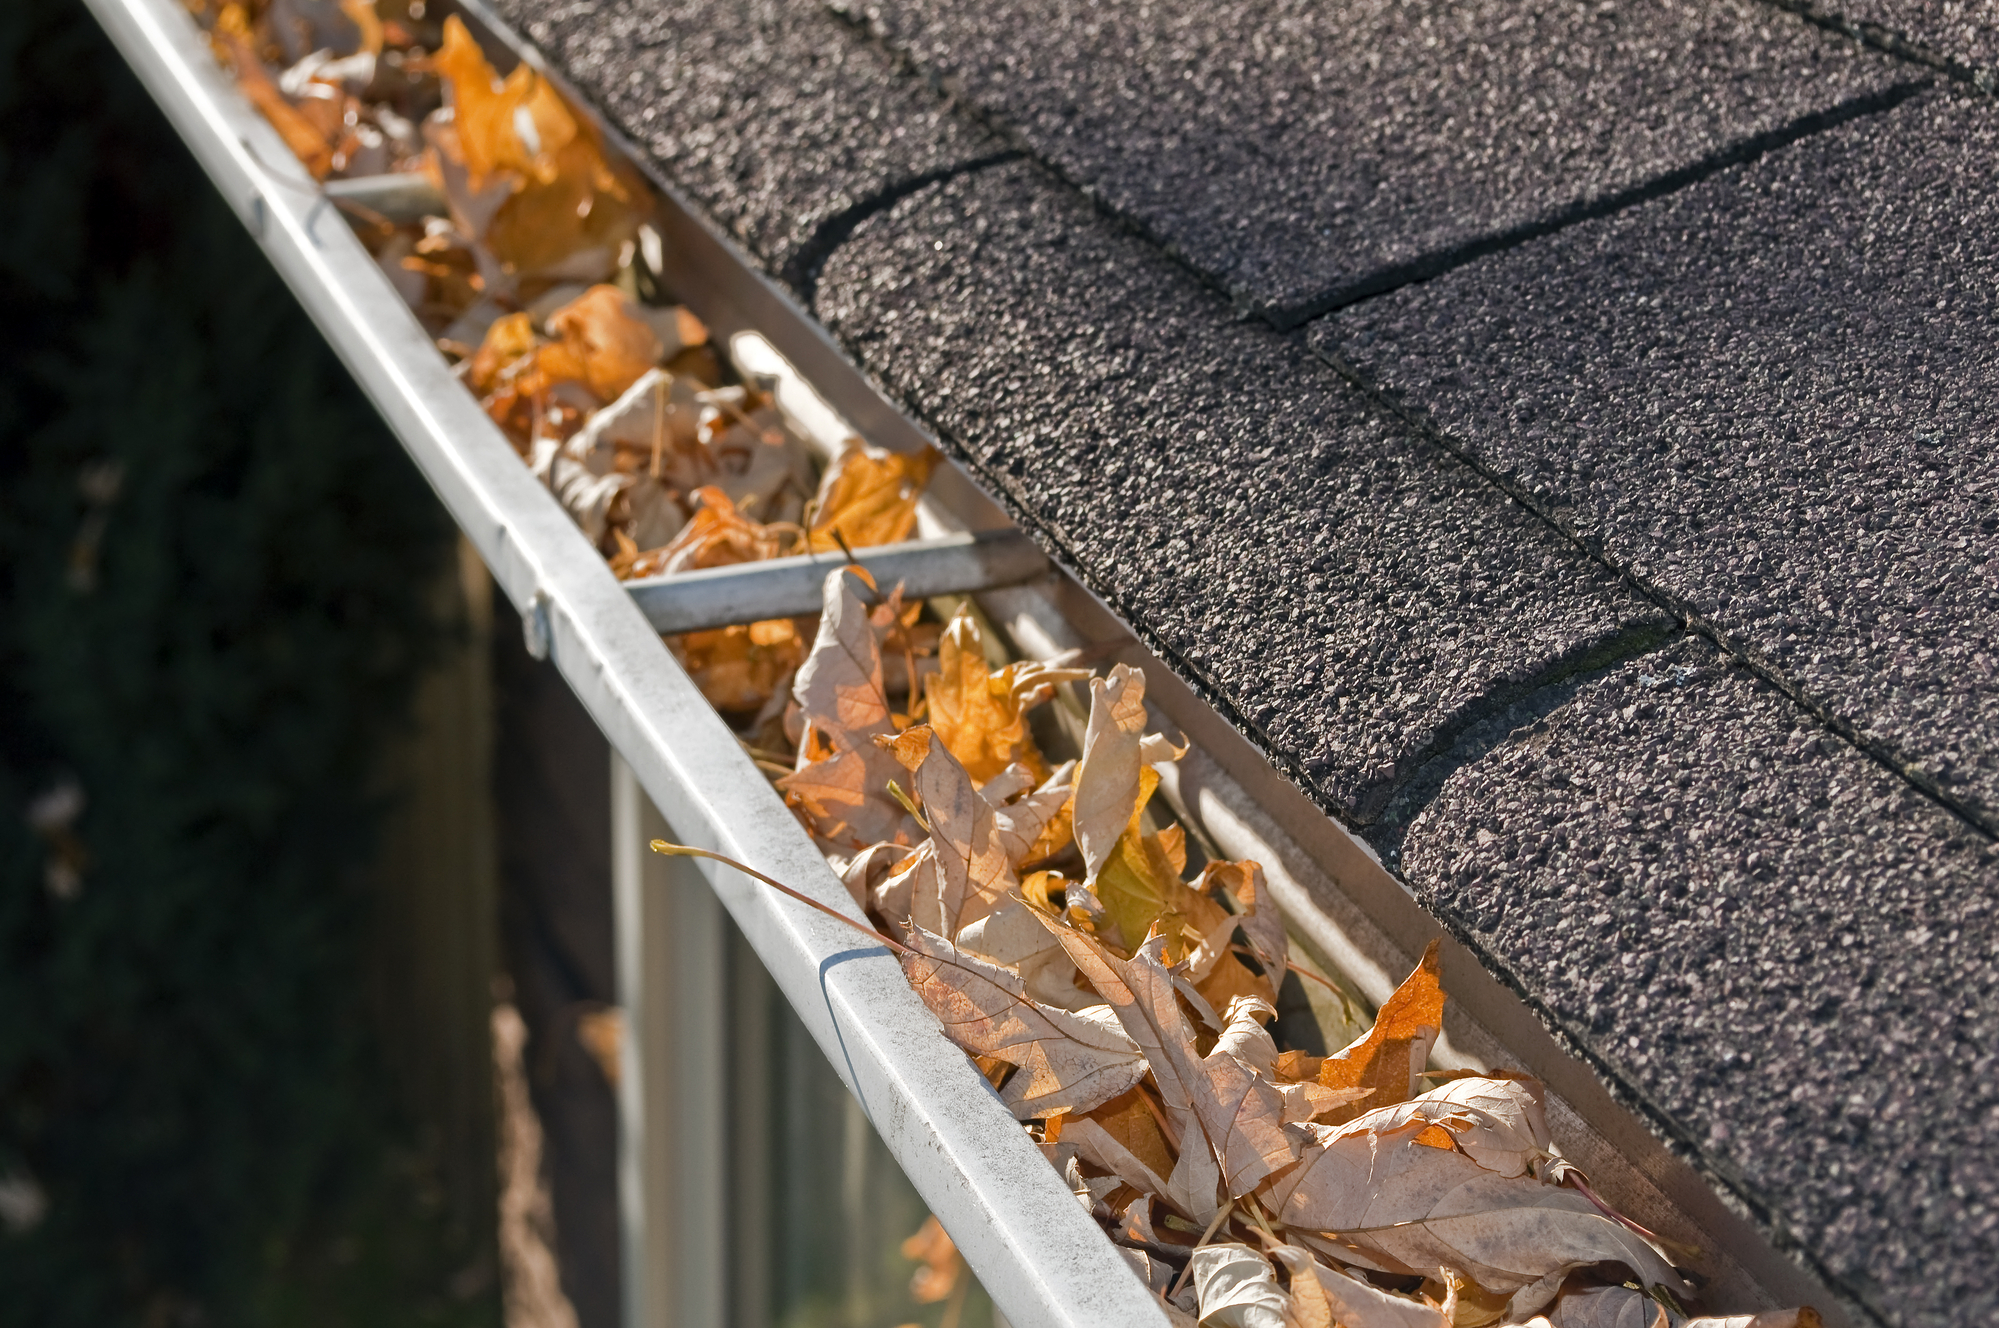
<box><xmin>808</xmin><ymin>442</ymin><xmax>939</xmax><ymax>552</ymax></box>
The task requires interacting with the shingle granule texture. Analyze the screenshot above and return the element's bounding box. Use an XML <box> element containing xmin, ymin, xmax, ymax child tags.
<box><xmin>486</xmin><ymin>0</ymin><xmax>1002</xmax><ymax>277</ymax></box>
<box><xmin>1316</xmin><ymin>88</ymin><xmax>1999</xmax><ymax>833</ymax></box>
<box><xmin>1820</xmin><ymin>0</ymin><xmax>1999</xmax><ymax>73</ymax></box>
<box><xmin>833</xmin><ymin>0</ymin><xmax>1911</xmax><ymax>322</ymax></box>
<box><xmin>1398</xmin><ymin>637</ymin><xmax>1999</xmax><ymax>1327</ymax></box>
<box><xmin>810</xmin><ymin>161</ymin><xmax>1672</xmax><ymax>824</ymax></box>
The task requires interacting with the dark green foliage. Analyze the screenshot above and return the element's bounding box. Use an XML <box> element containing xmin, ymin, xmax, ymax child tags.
<box><xmin>0</xmin><ymin>1</ymin><xmax>490</xmax><ymax>1323</ymax></box>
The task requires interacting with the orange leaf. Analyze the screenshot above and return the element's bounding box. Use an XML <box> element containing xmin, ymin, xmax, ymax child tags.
<box><xmin>1316</xmin><ymin>940</ymin><xmax>1445</xmax><ymax>1124</ymax></box>
<box><xmin>807</xmin><ymin>442</ymin><xmax>938</xmax><ymax>552</ymax></box>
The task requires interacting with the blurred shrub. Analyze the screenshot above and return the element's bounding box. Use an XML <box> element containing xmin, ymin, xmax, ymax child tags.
<box><xmin>0</xmin><ymin>1</ymin><xmax>490</xmax><ymax>1323</ymax></box>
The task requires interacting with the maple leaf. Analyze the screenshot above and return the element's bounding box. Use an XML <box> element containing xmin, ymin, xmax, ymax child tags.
<box><xmin>1197</xmin><ymin>859</ymin><xmax>1288</xmax><ymax>993</ymax></box>
<box><xmin>776</xmin><ymin>569</ymin><xmax>915</xmax><ymax>848</ymax></box>
<box><xmin>1531</xmin><ymin>1281</ymin><xmax>1668</xmax><ymax>1328</ymax></box>
<box><xmin>924</xmin><ymin>605</ymin><xmax>1087</xmax><ymax>785</ymax></box>
<box><xmin>807</xmin><ymin>442</ymin><xmax>939</xmax><ymax>552</ymax></box>
<box><xmin>431</xmin><ymin>17</ymin><xmax>642</xmax><ymax>280</ymax></box>
<box><xmin>983</xmin><ymin>761</ymin><xmax>1076</xmax><ymax>869</ymax></box>
<box><xmin>1353</xmin><ymin>1073</ymin><xmax>1562</xmax><ymax>1180</ymax></box>
<box><xmin>1048</xmin><ymin>926</ymin><xmax>1304</xmax><ymax>1207</ymax></box>
<box><xmin>1262</xmin><ymin>1117</ymin><xmax>1685</xmax><ymax>1318</ymax></box>
<box><xmin>901</xmin><ymin>925</ymin><xmax>1147</xmax><ymax>1119</ymax></box>
<box><xmin>884</xmin><ymin>726</ymin><xmax>1018</xmax><ymax>937</ymax></box>
<box><xmin>213</xmin><ymin>15</ymin><xmax>334</xmax><ymax>178</ymax></box>
<box><xmin>544</xmin><ymin>285</ymin><xmax>662</xmax><ymax>402</ymax></box>
<box><xmin>1316</xmin><ymin>940</ymin><xmax>1445</xmax><ymax>1124</ymax></box>
<box><xmin>1071</xmin><ymin>663</ymin><xmax>1150</xmax><ymax>889</ymax></box>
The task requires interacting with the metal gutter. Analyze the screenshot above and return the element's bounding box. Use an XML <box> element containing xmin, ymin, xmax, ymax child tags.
<box><xmin>82</xmin><ymin>0</ymin><xmax>1857</xmax><ymax>1321</ymax></box>
<box><xmin>77</xmin><ymin>1</ymin><xmax>1165</xmax><ymax>1324</ymax></box>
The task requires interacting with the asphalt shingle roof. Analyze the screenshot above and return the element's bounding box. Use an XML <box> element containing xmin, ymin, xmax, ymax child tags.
<box><xmin>1315</xmin><ymin>87</ymin><xmax>1999</xmax><ymax>834</ymax></box>
<box><xmin>835</xmin><ymin>0</ymin><xmax>1910</xmax><ymax>322</ymax></box>
<box><xmin>1397</xmin><ymin>636</ymin><xmax>1999</xmax><ymax>1327</ymax></box>
<box><xmin>493</xmin><ymin>0</ymin><xmax>1999</xmax><ymax>1319</ymax></box>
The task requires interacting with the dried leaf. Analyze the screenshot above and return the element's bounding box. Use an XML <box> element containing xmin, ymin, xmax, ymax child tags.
<box><xmin>1354</xmin><ymin>1074</ymin><xmax>1559</xmax><ymax>1180</ymax></box>
<box><xmin>900</xmin><ymin>925</ymin><xmax>1146</xmax><ymax>1119</ymax></box>
<box><xmin>1051</xmin><ymin>928</ymin><xmax>1299</xmax><ymax>1202</ymax></box>
<box><xmin>807</xmin><ymin>442</ymin><xmax>939</xmax><ymax>552</ymax></box>
<box><xmin>885</xmin><ymin>727</ymin><xmax>1017</xmax><ymax>937</ymax></box>
<box><xmin>216</xmin><ymin>23</ymin><xmax>334</xmax><ymax>178</ymax></box>
<box><xmin>924</xmin><ymin>606</ymin><xmax>1085</xmax><ymax>785</ymax></box>
<box><xmin>1262</xmin><ymin>1120</ymin><xmax>1684</xmax><ymax>1313</ymax></box>
<box><xmin>1269</xmin><ymin>1246</ymin><xmax>1450</xmax><ymax>1328</ymax></box>
<box><xmin>1535</xmin><ymin>1281</ymin><xmax>1668</xmax><ymax>1328</ymax></box>
<box><xmin>777</xmin><ymin>569</ymin><xmax>914</xmax><ymax>848</ymax></box>
<box><xmin>900</xmin><ymin>1215</ymin><xmax>962</xmax><ymax>1305</ymax></box>
<box><xmin>1188</xmin><ymin>1244</ymin><xmax>1287</xmax><ymax>1328</ymax></box>
<box><xmin>1199</xmin><ymin>859</ymin><xmax>1288</xmax><ymax>993</ymax></box>
<box><xmin>1677</xmin><ymin>1313</ymin><xmax>1823</xmax><ymax>1328</ymax></box>
<box><xmin>545</xmin><ymin>285</ymin><xmax>662</xmax><ymax>402</ymax></box>
<box><xmin>1317</xmin><ymin>940</ymin><xmax>1445</xmax><ymax>1123</ymax></box>
<box><xmin>985</xmin><ymin>762</ymin><xmax>1076</xmax><ymax>869</ymax></box>
<box><xmin>1072</xmin><ymin>664</ymin><xmax>1149</xmax><ymax>887</ymax></box>
<box><xmin>432</xmin><ymin>17</ymin><xmax>642</xmax><ymax>277</ymax></box>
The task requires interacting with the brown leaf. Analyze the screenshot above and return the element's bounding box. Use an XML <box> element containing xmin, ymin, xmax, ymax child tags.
<box><xmin>777</xmin><ymin>569</ymin><xmax>914</xmax><ymax>848</ymax></box>
<box><xmin>900</xmin><ymin>1215</ymin><xmax>962</xmax><ymax>1305</ymax></box>
<box><xmin>807</xmin><ymin>442</ymin><xmax>939</xmax><ymax>552</ymax></box>
<box><xmin>1317</xmin><ymin>940</ymin><xmax>1445</xmax><ymax>1123</ymax></box>
<box><xmin>432</xmin><ymin>17</ymin><xmax>642</xmax><ymax>277</ymax></box>
<box><xmin>983</xmin><ymin>761</ymin><xmax>1075</xmax><ymax>869</ymax></box>
<box><xmin>1354</xmin><ymin>1074</ymin><xmax>1559</xmax><ymax>1180</ymax></box>
<box><xmin>1262</xmin><ymin>1119</ymin><xmax>1684</xmax><ymax>1315</ymax></box>
<box><xmin>1050</xmin><ymin>927</ymin><xmax>1301</xmax><ymax>1203</ymax></box>
<box><xmin>885</xmin><ymin>727</ymin><xmax>1017</xmax><ymax>937</ymax></box>
<box><xmin>1535</xmin><ymin>1281</ymin><xmax>1668</xmax><ymax>1328</ymax></box>
<box><xmin>900</xmin><ymin>925</ymin><xmax>1147</xmax><ymax>1119</ymax></box>
<box><xmin>1071</xmin><ymin>664</ymin><xmax>1149</xmax><ymax>887</ymax></box>
<box><xmin>1677</xmin><ymin>1313</ymin><xmax>1823</xmax><ymax>1328</ymax></box>
<box><xmin>1198</xmin><ymin>859</ymin><xmax>1288</xmax><ymax>993</ymax></box>
<box><xmin>216</xmin><ymin>22</ymin><xmax>334</xmax><ymax>178</ymax></box>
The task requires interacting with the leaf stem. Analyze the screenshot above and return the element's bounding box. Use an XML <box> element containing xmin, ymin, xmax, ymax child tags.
<box><xmin>649</xmin><ymin>840</ymin><xmax>910</xmax><ymax>955</ymax></box>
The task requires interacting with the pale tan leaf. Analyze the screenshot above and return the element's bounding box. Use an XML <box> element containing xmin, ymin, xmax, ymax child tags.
<box><xmin>1072</xmin><ymin>663</ymin><xmax>1149</xmax><ymax>885</ymax></box>
<box><xmin>1268</xmin><ymin>1246</ymin><xmax>1448</xmax><ymax>1328</ymax></box>
<box><xmin>1534</xmin><ymin>1281</ymin><xmax>1668</xmax><ymax>1328</ymax></box>
<box><xmin>1263</xmin><ymin>1122</ymin><xmax>1685</xmax><ymax>1307</ymax></box>
<box><xmin>1678</xmin><ymin>1313</ymin><xmax>1822</xmax><ymax>1328</ymax></box>
<box><xmin>900</xmin><ymin>925</ymin><xmax>1146</xmax><ymax>1119</ymax></box>
<box><xmin>985</xmin><ymin>761</ymin><xmax>1075</xmax><ymax>868</ymax></box>
<box><xmin>1048</xmin><ymin>927</ymin><xmax>1299</xmax><ymax>1201</ymax></box>
<box><xmin>1188</xmin><ymin>1244</ymin><xmax>1287</xmax><ymax>1328</ymax></box>
<box><xmin>778</xmin><ymin>569</ymin><xmax>912</xmax><ymax>848</ymax></box>
<box><xmin>1199</xmin><ymin>859</ymin><xmax>1289</xmax><ymax>992</ymax></box>
<box><xmin>1042</xmin><ymin>920</ymin><xmax>1223</xmax><ymax>1220</ymax></box>
<box><xmin>1352</xmin><ymin>1074</ymin><xmax>1558</xmax><ymax>1179</ymax></box>
<box><xmin>1065</xmin><ymin>1116</ymin><xmax>1175</xmax><ymax>1201</ymax></box>
<box><xmin>885</xmin><ymin>727</ymin><xmax>1017</xmax><ymax>936</ymax></box>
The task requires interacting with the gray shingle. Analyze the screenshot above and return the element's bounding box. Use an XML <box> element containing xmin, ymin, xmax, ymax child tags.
<box><xmin>1803</xmin><ymin>0</ymin><xmax>1999</xmax><ymax>76</ymax></box>
<box><xmin>1398</xmin><ymin>636</ymin><xmax>1999</xmax><ymax>1328</ymax></box>
<box><xmin>834</xmin><ymin>0</ymin><xmax>1912</xmax><ymax>322</ymax></box>
<box><xmin>488</xmin><ymin>0</ymin><xmax>1002</xmax><ymax>276</ymax></box>
<box><xmin>1315</xmin><ymin>88</ymin><xmax>1999</xmax><ymax>831</ymax></box>
<box><xmin>812</xmin><ymin>160</ymin><xmax>1670</xmax><ymax>823</ymax></box>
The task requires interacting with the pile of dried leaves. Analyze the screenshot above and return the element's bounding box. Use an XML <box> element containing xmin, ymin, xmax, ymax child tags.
<box><xmin>191</xmin><ymin>0</ymin><xmax>942</xmax><ymax>720</ymax></box>
<box><xmin>674</xmin><ymin>567</ymin><xmax>1823</xmax><ymax>1328</ymax></box>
